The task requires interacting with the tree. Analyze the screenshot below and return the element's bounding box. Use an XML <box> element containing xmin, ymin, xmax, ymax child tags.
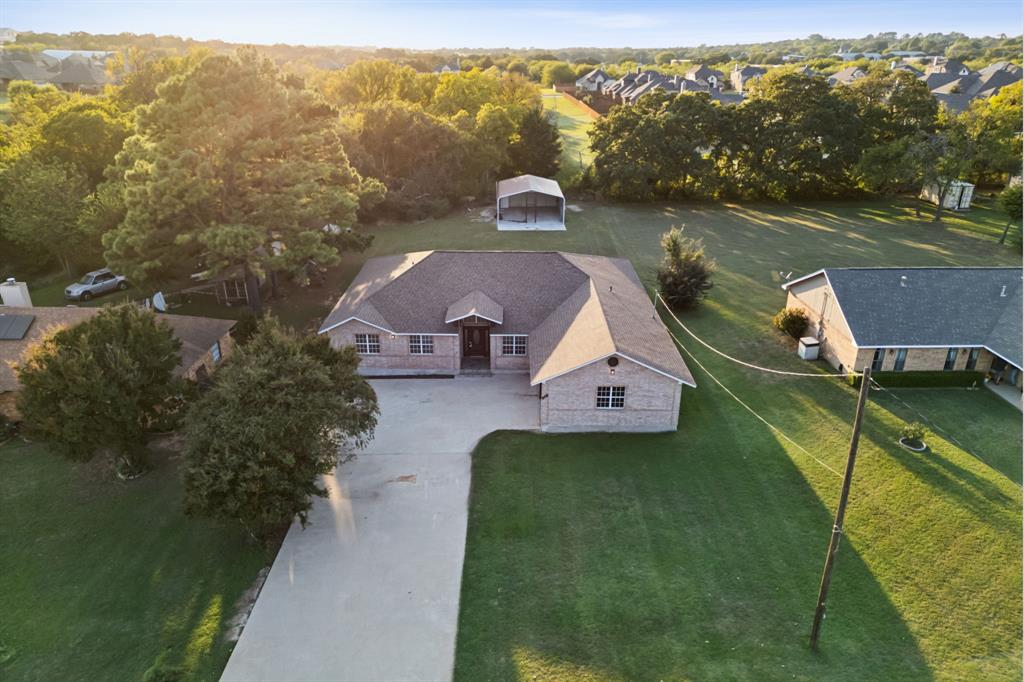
<box><xmin>504</xmin><ymin>107</ymin><xmax>561</xmax><ymax>177</ymax></box>
<box><xmin>314</xmin><ymin>59</ymin><xmax>427</xmax><ymax>107</ymax></box>
<box><xmin>431</xmin><ymin>69</ymin><xmax>501</xmax><ymax>117</ymax></box>
<box><xmin>341</xmin><ymin>100</ymin><xmax>470</xmax><ymax>219</ymax></box>
<box><xmin>839</xmin><ymin>70</ymin><xmax>937</xmax><ymax>146</ymax></box>
<box><xmin>655</xmin><ymin>51</ymin><xmax>677</xmax><ymax>65</ymax></box>
<box><xmin>14</xmin><ymin>305</ymin><xmax>183</xmax><ymax>476</ymax></box>
<box><xmin>657</xmin><ymin>226</ymin><xmax>716</xmax><ymax>309</ymax></box>
<box><xmin>963</xmin><ymin>82</ymin><xmax>1022</xmax><ymax>182</ymax></box>
<box><xmin>540</xmin><ymin>62</ymin><xmax>576</xmax><ymax>86</ymax></box>
<box><xmin>997</xmin><ymin>183</ymin><xmax>1022</xmax><ymax>244</ymax></box>
<box><xmin>35</xmin><ymin>98</ymin><xmax>132</xmax><ymax>185</ymax></box>
<box><xmin>0</xmin><ymin>158</ymin><xmax>91</xmax><ymax>276</ymax></box>
<box><xmin>104</xmin><ymin>48</ymin><xmax>381</xmax><ymax>312</ymax></box>
<box><xmin>111</xmin><ymin>48</ymin><xmax>211</xmax><ymax>110</ymax></box>
<box><xmin>183</xmin><ymin>318</ymin><xmax>378</xmax><ymax>543</ymax></box>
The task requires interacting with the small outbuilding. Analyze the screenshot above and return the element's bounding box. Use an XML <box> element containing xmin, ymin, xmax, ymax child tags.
<box><xmin>921</xmin><ymin>180</ymin><xmax>974</xmax><ymax>211</ymax></box>
<box><xmin>495</xmin><ymin>175</ymin><xmax>566</xmax><ymax>231</ymax></box>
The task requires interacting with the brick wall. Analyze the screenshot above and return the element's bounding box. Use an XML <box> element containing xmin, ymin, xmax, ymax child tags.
<box><xmin>540</xmin><ymin>356</ymin><xmax>681</xmax><ymax>432</ymax></box>
<box><xmin>182</xmin><ymin>331</ymin><xmax>235</xmax><ymax>381</ymax></box>
<box><xmin>785</xmin><ymin>289</ymin><xmax>859</xmax><ymax>371</ymax></box>
<box><xmin>326</xmin><ymin>320</ymin><xmax>458</xmax><ymax>375</ymax></box>
<box><xmin>0</xmin><ymin>391</ymin><xmax>19</xmax><ymax>421</ymax></box>
<box><xmin>490</xmin><ymin>335</ymin><xmax>530</xmax><ymax>373</ymax></box>
<box><xmin>861</xmin><ymin>346</ymin><xmax>996</xmax><ymax>373</ymax></box>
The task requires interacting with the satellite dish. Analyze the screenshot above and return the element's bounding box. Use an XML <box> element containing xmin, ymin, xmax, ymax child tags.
<box><xmin>153</xmin><ymin>291</ymin><xmax>167</xmax><ymax>312</ymax></box>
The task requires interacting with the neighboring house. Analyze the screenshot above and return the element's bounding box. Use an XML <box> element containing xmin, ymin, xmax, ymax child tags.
<box><xmin>782</xmin><ymin>54</ymin><xmax>808</xmax><ymax>62</ymax></box>
<box><xmin>887</xmin><ymin>50</ymin><xmax>927</xmax><ymax>58</ymax></box>
<box><xmin>925</xmin><ymin>61</ymin><xmax>1021</xmax><ymax>111</ymax></box>
<box><xmin>890</xmin><ymin>61</ymin><xmax>924</xmax><ymax>77</ymax></box>
<box><xmin>832</xmin><ymin>51</ymin><xmax>882</xmax><ymax>61</ymax></box>
<box><xmin>433</xmin><ymin>59</ymin><xmax>460</xmax><ymax>74</ymax></box>
<box><xmin>794</xmin><ymin>65</ymin><xmax>819</xmax><ymax>78</ymax></box>
<box><xmin>730</xmin><ymin>65</ymin><xmax>766</xmax><ymax>92</ymax></box>
<box><xmin>575</xmin><ymin>67</ymin><xmax>611</xmax><ymax>91</ymax></box>
<box><xmin>828</xmin><ymin>66</ymin><xmax>867</xmax><ymax>86</ymax></box>
<box><xmin>495</xmin><ymin>175</ymin><xmax>565</xmax><ymax>231</ymax></box>
<box><xmin>781</xmin><ymin>267</ymin><xmax>1023</xmax><ymax>389</ymax></box>
<box><xmin>0</xmin><ymin>304</ymin><xmax>236</xmax><ymax>420</ymax></box>
<box><xmin>925</xmin><ymin>57</ymin><xmax>971</xmax><ymax>78</ymax></box>
<box><xmin>601</xmin><ymin>68</ymin><xmax>713</xmax><ymax>105</ymax></box>
<box><xmin>0</xmin><ymin>28</ymin><xmax>17</xmax><ymax>44</ymax></box>
<box><xmin>0</xmin><ymin>50</ymin><xmax>110</xmax><ymax>91</ymax></box>
<box><xmin>685</xmin><ymin>64</ymin><xmax>724</xmax><ymax>89</ymax></box>
<box><xmin>318</xmin><ymin>251</ymin><xmax>696</xmax><ymax>432</ymax></box>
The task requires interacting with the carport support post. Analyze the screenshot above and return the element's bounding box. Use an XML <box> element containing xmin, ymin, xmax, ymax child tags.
<box><xmin>809</xmin><ymin>365</ymin><xmax>872</xmax><ymax>651</ymax></box>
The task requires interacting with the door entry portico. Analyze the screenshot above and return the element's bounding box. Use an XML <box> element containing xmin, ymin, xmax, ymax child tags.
<box><xmin>462</xmin><ymin>324</ymin><xmax>490</xmax><ymax>358</ymax></box>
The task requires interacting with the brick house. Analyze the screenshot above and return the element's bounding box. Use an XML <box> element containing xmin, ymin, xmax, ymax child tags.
<box><xmin>318</xmin><ymin>251</ymin><xmax>695</xmax><ymax>432</ymax></box>
<box><xmin>781</xmin><ymin>267</ymin><xmax>1023</xmax><ymax>388</ymax></box>
<box><xmin>0</xmin><ymin>305</ymin><xmax>236</xmax><ymax>420</ymax></box>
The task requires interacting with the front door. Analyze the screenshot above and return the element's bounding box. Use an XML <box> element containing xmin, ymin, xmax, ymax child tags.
<box><xmin>462</xmin><ymin>325</ymin><xmax>489</xmax><ymax>357</ymax></box>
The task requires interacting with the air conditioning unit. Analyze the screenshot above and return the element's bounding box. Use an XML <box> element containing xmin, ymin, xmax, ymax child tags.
<box><xmin>798</xmin><ymin>337</ymin><xmax>820</xmax><ymax>360</ymax></box>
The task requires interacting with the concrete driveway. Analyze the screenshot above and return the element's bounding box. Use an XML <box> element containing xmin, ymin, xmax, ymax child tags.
<box><xmin>221</xmin><ymin>374</ymin><xmax>539</xmax><ymax>682</ymax></box>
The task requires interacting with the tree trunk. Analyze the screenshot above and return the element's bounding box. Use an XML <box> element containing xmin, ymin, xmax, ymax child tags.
<box><xmin>60</xmin><ymin>254</ymin><xmax>73</xmax><ymax>279</ymax></box>
<box><xmin>269</xmin><ymin>270</ymin><xmax>280</xmax><ymax>299</ymax></box>
<box><xmin>244</xmin><ymin>267</ymin><xmax>263</xmax><ymax>315</ymax></box>
<box><xmin>932</xmin><ymin>186</ymin><xmax>946</xmax><ymax>223</ymax></box>
<box><xmin>1000</xmin><ymin>219</ymin><xmax>1012</xmax><ymax>244</ymax></box>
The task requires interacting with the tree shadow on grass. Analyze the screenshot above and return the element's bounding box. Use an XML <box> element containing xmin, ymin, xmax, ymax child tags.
<box><xmin>454</xmin><ymin>412</ymin><xmax>931</xmax><ymax>681</ymax></box>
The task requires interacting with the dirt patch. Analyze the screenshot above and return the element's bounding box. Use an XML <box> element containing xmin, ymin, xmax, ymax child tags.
<box><xmin>387</xmin><ymin>474</ymin><xmax>417</xmax><ymax>484</ymax></box>
<box><xmin>566</xmin><ymin>204</ymin><xmax>584</xmax><ymax>213</ymax></box>
<box><xmin>470</xmin><ymin>206</ymin><xmax>496</xmax><ymax>223</ymax></box>
<box><xmin>224</xmin><ymin>566</ymin><xmax>271</xmax><ymax>643</ymax></box>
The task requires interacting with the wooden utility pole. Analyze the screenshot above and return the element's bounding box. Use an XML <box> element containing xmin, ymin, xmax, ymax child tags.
<box><xmin>809</xmin><ymin>365</ymin><xmax>872</xmax><ymax>651</ymax></box>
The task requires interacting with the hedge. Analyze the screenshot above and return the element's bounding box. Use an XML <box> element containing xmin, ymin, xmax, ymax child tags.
<box><xmin>846</xmin><ymin>370</ymin><xmax>986</xmax><ymax>389</ymax></box>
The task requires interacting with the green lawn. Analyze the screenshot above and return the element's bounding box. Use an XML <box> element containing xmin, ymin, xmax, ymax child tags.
<box><xmin>438</xmin><ymin>197</ymin><xmax>1021</xmax><ymax>680</ymax></box>
<box><xmin>541</xmin><ymin>91</ymin><xmax>597</xmax><ymax>178</ymax></box>
<box><xmin>0</xmin><ymin>439</ymin><xmax>270</xmax><ymax>681</ymax></box>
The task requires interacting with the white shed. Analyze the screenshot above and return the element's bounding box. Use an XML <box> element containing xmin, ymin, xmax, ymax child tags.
<box><xmin>921</xmin><ymin>180</ymin><xmax>975</xmax><ymax>211</ymax></box>
<box><xmin>495</xmin><ymin>175</ymin><xmax>566</xmax><ymax>231</ymax></box>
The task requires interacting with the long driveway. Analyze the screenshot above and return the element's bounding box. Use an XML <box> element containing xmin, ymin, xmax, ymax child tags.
<box><xmin>220</xmin><ymin>374</ymin><xmax>539</xmax><ymax>682</ymax></box>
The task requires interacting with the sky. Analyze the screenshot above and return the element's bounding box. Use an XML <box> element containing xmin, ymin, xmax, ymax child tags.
<box><xmin>2</xmin><ymin>0</ymin><xmax>1021</xmax><ymax>50</ymax></box>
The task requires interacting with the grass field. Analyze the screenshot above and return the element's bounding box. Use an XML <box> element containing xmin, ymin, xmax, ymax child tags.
<box><xmin>541</xmin><ymin>91</ymin><xmax>597</xmax><ymax>178</ymax></box>
<box><xmin>0</xmin><ymin>439</ymin><xmax>271</xmax><ymax>681</ymax></box>
<box><xmin>429</xmin><ymin>197</ymin><xmax>1021</xmax><ymax>680</ymax></box>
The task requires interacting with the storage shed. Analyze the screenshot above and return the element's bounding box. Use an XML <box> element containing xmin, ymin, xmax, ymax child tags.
<box><xmin>495</xmin><ymin>175</ymin><xmax>566</xmax><ymax>231</ymax></box>
<box><xmin>921</xmin><ymin>180</ymin><xmax>974</xmax><ymax>211</ymax></box>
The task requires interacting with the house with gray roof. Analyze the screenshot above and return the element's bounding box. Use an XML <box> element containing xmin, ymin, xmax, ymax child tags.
<box><xmin>782</xmin><ymin>267</ymin><xmax>1023</xmax><ymax>392</ymax></box>
<box><xmin>730</xmin><ymin>65</ymin><xmax>766</xmax><ymax>93</ymax></box>
<box><xmin>319</xmin><ymin>251</ymin><xmax>695</xmax><ymax>432</ymax></box>
<box><xmin>684</xmin><ymin>64</ymin><xmax>724</xmax><ymax>90</ymax></box>
<box><xmin>828</xmin><ymin>66</ymin><xmax>867</xmax><ymax>86</ymax></box>
<box><xmin>575</xmin><ymin>67</ymin><xmax>611</xmax><ymax>92</ymax></box>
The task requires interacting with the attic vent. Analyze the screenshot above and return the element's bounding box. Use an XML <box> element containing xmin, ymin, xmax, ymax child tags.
<box><xmin>1000</xmin><ymin>285</ymin><xmax>1008</xmax><ymax>297</ymax></box>
<box><xmin>607</xmin><ymin>357</ymin><xmax>619</xmax><ymax>367</ymax></box>
<box><xmin>899</xmin><ymin>275</ymin><xmax>908</xmax><ymax>287</ymax></box>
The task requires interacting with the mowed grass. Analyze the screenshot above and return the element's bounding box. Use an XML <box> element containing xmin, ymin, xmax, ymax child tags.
<box><xmin>0</xmin><ymin>440</ymin><xmax>270</xmax><ymax>681</ymax></box>
<box><xmin>540</xmin><ymin>91</ymin><xmax>597</xmax><ymax>177</ymax></box>
<box><xmin>433</xmin><ymin>197</ymin><xmax>1021</xmax><ymax>680</ymax></box>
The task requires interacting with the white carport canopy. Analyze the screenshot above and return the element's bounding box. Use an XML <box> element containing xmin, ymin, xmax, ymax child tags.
<box><xmin>495</xmin><ymin>174</ymin><xmax>566</xmax><ymax>230</ymax></box>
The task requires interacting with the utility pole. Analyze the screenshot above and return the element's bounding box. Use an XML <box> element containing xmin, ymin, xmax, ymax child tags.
<box><xmin>809</xmin><ymin>365</ymin><xmax>872</xmax><ymax>651</ymax></box>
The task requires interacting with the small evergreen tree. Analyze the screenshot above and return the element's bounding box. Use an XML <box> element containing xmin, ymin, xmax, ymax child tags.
<box><xmin>505</xmin><ymin>107</ymin><xmax>562</xmax><ymax>178</ymax></box>
<box><xmin>657</xmin><ymin>226</ymin><xmax>716</xmax><ymax>309</ymax></box>
<box><xmin>183</xmin><ymin>318</ymin><xmax>378</xmax><ymax>543</ymax></box>
<box><xmin>15</xmin><ymin>305</ymin><xmax>183</xmax><ymax>475</ymax></box>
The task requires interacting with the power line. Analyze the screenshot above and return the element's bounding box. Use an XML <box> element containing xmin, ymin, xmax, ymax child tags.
<box><xmin>664</xmin><ymin>327</ymin><xmax>845</xmax><ymax>479</ymax></box>
<box><xmin>655</xmin><ymin>292</ymin><xmax>857</xmax><ymax>379</ymax></box>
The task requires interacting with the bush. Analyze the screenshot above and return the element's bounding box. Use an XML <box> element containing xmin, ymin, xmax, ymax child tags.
<box><xmin>657</xmin><ymin>226</ymin><xmax>716</xmax><ymax>309</ymax></box>
<box><xmin>772</xmin><ymin>307</ymin><xmax>809</xmax><ymax>339</ymax></box>
<box><xmin>900</xmin><ymin>421</ymin><xmax>927</xmax><ymax>446</ymax></box>
<box><xmin>847</xmin><ymin>370</ymin><xmax>985</xmax><ymax>389</ymax></box>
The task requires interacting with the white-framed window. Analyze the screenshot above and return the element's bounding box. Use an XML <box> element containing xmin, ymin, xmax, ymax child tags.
<box><xmin>502</xmin><ymin>335</ymin><xmax>527</xmax><ymax>356</ymax></box>
<box><xmin>408</xmin><ymin>334</ymin><xmax>434</xmax><ymax>355</ymax></box>
<box><xmin>210</xmin><ymin>340</ymin><xmax>222</xmax><ymax>364</ymax></box>
<box><xmin>596</xmin><ymin>385</ymin><xmax>626</xmax><ymax>409</ymax></box>
<box><xmin>355</xmin><ymin>333</ymin><xmax>380</xmax><ymax>354</ymax></box>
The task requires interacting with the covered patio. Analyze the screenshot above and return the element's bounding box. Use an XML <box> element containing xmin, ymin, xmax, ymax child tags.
<box><xmin>495</xmin><ymin>174</ymin><xmax>566</xmax><ymax>231</ymax></box>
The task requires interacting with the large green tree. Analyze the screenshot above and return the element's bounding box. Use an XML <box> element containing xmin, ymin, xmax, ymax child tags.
<box><xmin>104</xmin><ymin>48</ymin><xmax>382</xmax><ymax>311</ymax></box>
<box><xmin>838</xmin><ymin>70</ymin><xmax>938</xmax><ymax>146</ymax></box>
<box><xmin>183</xmin><ymin>318</ymin><xmax>378</xmax><ymax>543</ymax></box>
<box><xmin>963</xmin><ymin>82</ymin><xmax>1023</xmax><ymax>183</ymax></box>
<box><xmin>727</xmin><ymin>72</ymin><xmax>861</xmax><ymax>199</ymax></box>
<box><xmin>0</xmin><ymin>158</ymin><xmax>93</xmax><ymax>276</ymax></box>
<box><xmin>34</xmin><ymin>98</ymin><xmax>132</xmax><ymax>185</ymax></box>
<box><xmin>504</xmin><ymin>107</ymin><xmax>561</xmax><ymax>178</ymax></box>
<box><xmin>15</xmin><ymin>305</ymin><xmax>183</xmax><ymax>476</ymax></box>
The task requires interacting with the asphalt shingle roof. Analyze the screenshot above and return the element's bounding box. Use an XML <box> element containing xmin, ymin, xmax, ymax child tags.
<box><xmin>319</xmin><ymin>251</ymin><xmax>694</xmax><ymax>386</ymax></box>
<box><xmin>785</xmin><ymin>267</ymin><xmax>1023</xmax><ymax>366</ymax></box>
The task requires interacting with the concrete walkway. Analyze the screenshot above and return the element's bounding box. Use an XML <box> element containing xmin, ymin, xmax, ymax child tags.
<box><xmin>985</xmin><ymin>379</ymin><xmax>1023</xmax><ymax>411</ymax></box>
<box><xmin>221</xmin><ymin>375</ymin><xmax>539</xmax><ymax>682</ymax></box>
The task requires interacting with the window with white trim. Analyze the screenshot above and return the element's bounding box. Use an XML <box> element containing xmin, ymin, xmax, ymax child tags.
<box><xmin>210</xmin><ymin>340</ymin><xmax>222</xmax><ymax>364</ymax></box>
<box><xmin>408</xmin><ymin>334</ymin><xmax>434</xmax><ymax>355</ymax></box>
<box><xmin>354</xmin><ymin>333</ymin><xmax>380</xmax><ymax>354</ymax></box>
<box><xmin>502</xmin><ymin>335</ymin><xmax>527</xmax><ymax>356</ymax></box>
<box><xmin>596</xmin><ymin>385</ymin><xmax>625</xmax><ymax>409</ymax></box>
